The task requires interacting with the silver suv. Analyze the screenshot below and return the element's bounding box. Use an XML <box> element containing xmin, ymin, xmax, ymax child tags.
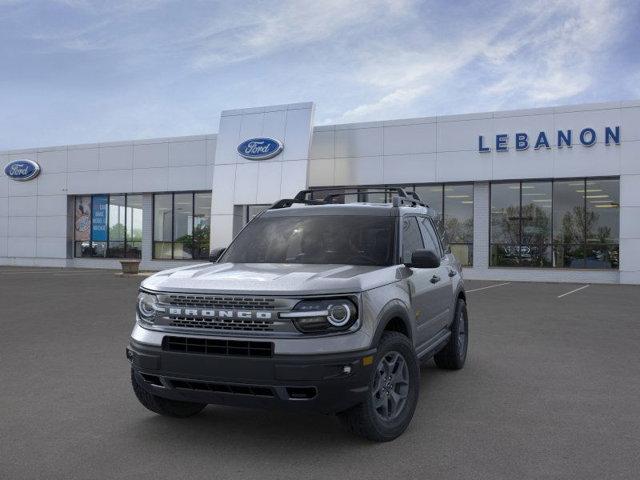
<box><xmin>127</xmin><ymin>188</ymin><xmax>468</xmax><ymax>441</ymax></box>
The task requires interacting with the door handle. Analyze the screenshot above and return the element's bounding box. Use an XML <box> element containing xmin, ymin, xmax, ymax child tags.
<box><xmin>430</xmin><ymin>275</ymin><xmax>441</xmax><ymax>284</ymax></box>
<box><xmin>448</xmin><ymin>269</ymin><xmax>457</xmax><ymax>277</ymax></box>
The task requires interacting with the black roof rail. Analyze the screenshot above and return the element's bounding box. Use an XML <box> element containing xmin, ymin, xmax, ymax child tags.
<box><xmin>270</xmin><ymin>187</ymin><xmax>428</xmax><ymax>210</ymax></box>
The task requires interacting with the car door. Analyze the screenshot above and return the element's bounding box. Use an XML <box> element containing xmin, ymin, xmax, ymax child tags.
<box><xmin>400</xmin><ymin>216</ymin><xmax>442</xmax><ymax>347</ymax></box>
<box><xmin>419</xmin><ymin>216</ymin><xmax>455</xmax><ymax>331</ymax></box>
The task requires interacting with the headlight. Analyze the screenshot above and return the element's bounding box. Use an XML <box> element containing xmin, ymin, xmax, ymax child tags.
<box><xmin>280</xmin><ymin>298</ymin><xmax>358</xmax><ymax>333</ymax></box>
<box><xmin>137</xmin><ymin>291</ymin><xmax>158</xmax><ymax>324</ymax></box>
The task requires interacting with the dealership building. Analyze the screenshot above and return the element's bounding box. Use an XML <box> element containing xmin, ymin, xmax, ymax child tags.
<box><xmin>1</xmin><ymin>100</ymin><xmax>639</xmax><ymax>284</ymax></box>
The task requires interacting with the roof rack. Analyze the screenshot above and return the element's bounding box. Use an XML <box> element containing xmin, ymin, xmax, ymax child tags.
<box><xmin>269</xmin><ymin>187</ymin><xmax>427</xmax><ymax>210</ymax></box>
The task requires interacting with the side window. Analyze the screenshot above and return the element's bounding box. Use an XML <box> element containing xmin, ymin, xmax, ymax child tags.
<box><xmin>402</xmin><ymin>217</ymin><xmax>424</xmax><ymax>263</ymax></box>
<box><xmin>420</xmin><ymin>217</ymin><xmax>442</xmax><ymax>257</ymax></box>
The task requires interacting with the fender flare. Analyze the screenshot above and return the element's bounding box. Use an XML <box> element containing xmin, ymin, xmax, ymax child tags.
<box><xmin>370</xmin><ymin>299</ymin><xmax>414</xmax><ymax>347</ymax></box>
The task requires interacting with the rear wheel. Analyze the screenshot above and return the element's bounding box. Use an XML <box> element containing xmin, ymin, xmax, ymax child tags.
<box><xmin>434</xmin><ymin>298</ymin><xmax>468</xmax><ymax>370</ymax></box>
<box><xmin>131</xmin><ymin>369</ymin><xmax>206</xmax><ymax>418</ymax></box>
<box><xmin>338</xmin><ymin>332</ymin><xmax>419</xmax><ymax>442</ymax></box>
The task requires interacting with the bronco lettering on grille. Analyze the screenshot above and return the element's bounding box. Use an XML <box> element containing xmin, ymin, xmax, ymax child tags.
<box><xmin>166</xmin><ymin>308</ymin><xmax>272</xmax><ymax>320</ymax></box>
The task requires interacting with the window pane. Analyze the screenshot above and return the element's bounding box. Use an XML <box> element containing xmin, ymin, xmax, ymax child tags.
<box><xmin>154</xmin><ymin>194</ymin><xmax>172</xmax><ymax>242</ymax></box>
<box><xmin>490</xmin><ymin>244</ymin><xmax>520</xmax><ymax>267</ymax></box>
<box><xmin>154</xmin><ymin>242</ymin><xmax>172</xmax><ymax>260</ymax></box>
<box><xmin>401</xmin><ymin>217</ymin><xmax>424</xmax><ymax>264</ymax></box>
<box><xmin>491</xmin><ymin>183</ymin><xmax>520</xmax><ymax>244</ymax></box>
<box><xmin>444</xmin><ymin>184</ymin><xmax>473</xmax><ymax>243</ymax></box>
<box><xmin>553</xmin><ymin>180</ymin><xmax>586</xmax><ymax>245</ymax></box>
<box><xmin>520</xmin><ymin>181</ymin><xmax>552</xmax><ymax>267</ymax></box>
<box><xmin>107</xmin><ymin>195</ymin><xmax>125</xmax><ymax>258</ymax></box>
<box><xmin>194</xmin><ymin>193</ymin><xmax>211</xmax><ymax>260</ymax></box>
<box><xmin>173</xmin><ymin>193</ymin><xmax>193</xmax><ymax>259</ymax></box>
<box><xmin>585</xmin><ymin>244</ymin><xmax>619</xmax><ymax>269</ymax></box>
<box><xmin>126</xmin><ymin>195</ymin><xmax>143</xmax><ymax>259</ymax></box>
<box><xmin>585</xmin><ymin>179</ymin><xmax>619</xmax><ymax>244</ymax></box>
<box><xmin>247</xmin><ymin>204</ymin><xmax>270</xmax><ymax>222</ymax></box>
<box><xmin>553</xmin><ymin>244</ymin><xmax>586</xmax><ymax>268</ymax></box>
<box><xmin>414</xmin><ymin>185</ymin><xmax>443</xmax><ymax>228</ymax></box>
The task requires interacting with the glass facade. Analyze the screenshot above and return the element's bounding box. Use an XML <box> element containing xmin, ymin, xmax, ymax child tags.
<box><xmin>153</xmin><ymin>192</ymin><xmax>211</xmax><ymax>260</ymax></box>
<box><xmin>311</xmin><ymin>184</ymin><xmax>473</xmax><ymax>266</ymax></box>
<box><xmin>490</xmin><ymin>178</ymin><xmax>619</xmax><ymax>269</ymax></box>
<box><xmin>74</xmin><ymin>194</ymin><xmax>143</xmax><ymax>258</ymax></box>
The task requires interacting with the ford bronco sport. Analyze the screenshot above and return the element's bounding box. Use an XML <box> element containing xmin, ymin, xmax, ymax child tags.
<box><xmin>127</xmin><ymin>187</ymin><xmax>468</xmax><ymax>441</ymax></box>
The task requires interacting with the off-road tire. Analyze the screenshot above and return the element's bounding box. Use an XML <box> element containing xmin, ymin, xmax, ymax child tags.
<box><xmin>338</xmin><ymin>332</ymin><xmax>419</xmax><ymax>442</ymax></box>
<box><xmin>131</xmin><ymin>369</ymin><xmax>206</xmax><ymax>417</ymax></box>
<box><xmin>434</xmin><ymin>298</ymin><xmax>468</xmax><ymax>370</ymax></box>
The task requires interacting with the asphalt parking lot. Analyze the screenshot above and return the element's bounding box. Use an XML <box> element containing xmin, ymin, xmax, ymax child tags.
<box><xmin>1</xmin><ymin>267</ymin><xmax>639</xmax><ymax>480</ymax></box>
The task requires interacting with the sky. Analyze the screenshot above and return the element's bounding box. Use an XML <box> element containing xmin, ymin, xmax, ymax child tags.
<box><xmin>1</xmin><ymin>0</ymin><xmax>639</xmax><ymax>150</ymax></box>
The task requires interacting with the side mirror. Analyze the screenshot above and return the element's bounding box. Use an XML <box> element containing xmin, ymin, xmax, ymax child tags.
<box><xmin>406</xmin><ymin>249</ymin><xmax>440</xmax><ymax>268</ymax></box>
<box><xmin>209</xmin><ymin>247</ymin><xmax>226</xmax><ymax>263</ymax></box>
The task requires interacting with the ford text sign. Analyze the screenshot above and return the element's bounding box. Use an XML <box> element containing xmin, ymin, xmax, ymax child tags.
<box><xmin>237</xmin><ymin>138</ymin><xmax>283</xmax><ymax>160</ymax></box>
<box><xmin>4</xmin><ymin>159</ymin><xmax>41</xmax><ymax>181</ymax></box>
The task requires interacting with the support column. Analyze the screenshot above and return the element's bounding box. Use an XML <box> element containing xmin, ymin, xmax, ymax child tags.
<box><xmin>472</xmin><ymin>181</ymin><xmax>490</xmax><ymax>272</ymax></box>
<box><xmin>619</xmin><ymin>174</ymin><xmax>640</xmax><ymax>284</ymax></box>
<box><xmin>141</xmin><ymin>193</ymin><xmax>153</xmax><ymax>262</ymax></box>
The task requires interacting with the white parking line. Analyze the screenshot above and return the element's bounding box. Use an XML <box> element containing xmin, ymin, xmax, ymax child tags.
<box><xmin>557</xmin><ymin>284</ymin><xmax>590</xmax><ymax>298</ymax></box>
<box><xmin>466</xmin><ymin>282</ymin><xmax>511</xmax><ymax>293</ymax></box>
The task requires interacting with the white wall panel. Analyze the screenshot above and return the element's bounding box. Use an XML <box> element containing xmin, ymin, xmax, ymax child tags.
<box><xmin>67</xmin><ymin>171</ymin><xmax>102</xmax><ymax>195</ymax></box>
<box><xmin>134</xmin><ymin>142</ymin><xmax>169</xmax><ymax>169</ymax></box>
<box><xmin>282</xmin><ymin>106</ymin><xmax>315</xmax><ymax>162</ymax></box>
<box><xmin>8</xmin><ymin>196</ymin><xmax>37</xmax><ymax>216</ymax></box>
<box><xmin>620</xmin><ymin>107</ymin><xmax>640</xmax><ymax>142</ymax></box>
<box><xmin>256</xmin><ymin>162</ymin><xmax>282</xmax><ymax>203</ymax></box>
<box><xmin>7</xmin><ymin>237</ymin><xmax>36</xmax><ymax>257</ymax></box>
<box><xmin>37</xmin><ymin>173</ymin><xmax>67</xmax><ymax>195</ymax></box>
<box><xmin>437</xmin><ymin>118</ymin><xmax>494</xmax><ymax>152</ymax></box>
<box><xmin>0</xmin><ymin>198</ymin><xmax>7</xmax><ymax>217</ymax></box>
<box><xmin>37</xmin><ymin>149</ymin><xmax>67</xmax><ymax>173</ymax></box>
<box><xmin>382</xmin><ymin>153</ymin><xmax>436</xmax><ymax>185</ymax></box>
<box><xmin>169</xmin><ymin>140</ymin><xmax>206</xmax><ymax>167</ymax></box>
<box><xmin>334</xmin><ymin>156</ymin><xmax>383</xmax><ymax>186</ymax></box>
<box><xmin>308</xmin><ymin>159</ymin><xmax>335</xmax><ymax>186</ymax></box>
<box><xmin>335</xmin><ymin>127</ymin><xmax>382</xmax><ymax>158</ymax></box>
<box><xmin>620</xmin><ymin>140</ymin><xmax>640</xmax><ymax>175</ymax></box>
<box><xmin>37</xmin><ymin>195</ymin><xmax>67</xmax><ymax>217</ymax></box>
<box><xmin>310</xmin><ymin>130</ymin><xmax>334</xmax><ymax>159</ymax></box>
<box><xmin>233</xmin><ymin>163</ymin><xmax>259</xmax><ymax>204</ymax></box>
<box><xmin>437</xmin><ymin>151</ymin><xmax>492</xmax><ymax>182</ymax></box>
<box><xmin>97</xmin><ymin>169</ymin><xmax>133</xmax><ymax>193</ymax></box>
<box><xmin>133</xmin><ymin>167</ymin><xmax>169</xmax><ymax>192</ymax></box>
<box><xmin>68</xmin><ymin>147</ymin><xmax>100</xmax><ymax>172</ymax></box>
<box><xmin>37</xmin><ymin>215</ymin><xmax>67</xmax><ymax>237</ymax></box>
<box><xmin>383</xmin><ymin>123</ymin><xmax>436</xmax><ymax>155</ymax></box>
<box><xmin>280</xmin><ymin>160</ymin><xmax>308</xmax><ymax>198</ymax></box>
<box><xmin>8</xmin><ymin>178</ymin><xmax>37</xmax><ymax>196</ymax></box>
<box><xmin>167</xmin><ymin>165</ymin><xmax>208</xmax><ymax>191</ymax></box>
<box><xmin>99</xmin><ymin>144</ymin><xmax>133</xmax><ymax>170</ymax></box>
<box><xmin>8</xmin><ymin>217</ymin><xmax>36</xmax><ymax>237</ymax></box>
<box><xmin>36</xmin><ymin>237</ymin><xmax>67</xmax><ymax>258</ymax></box>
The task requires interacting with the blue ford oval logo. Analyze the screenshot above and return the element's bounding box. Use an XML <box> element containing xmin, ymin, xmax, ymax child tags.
<box><xmin>237</xmin><ymin>137</ymin><xmax>283</xmax><ymax>160</ymax></box>
<box><xmin>4</xmin><ymin>159</ymin><xmax>41</xmax><ymax>181</ymax></box>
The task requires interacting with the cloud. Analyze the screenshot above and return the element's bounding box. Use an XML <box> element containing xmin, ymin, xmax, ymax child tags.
<box><xmin>334</xmin><ymin>0</ymin><xmax>627</xmax><ymax>122</ymax></box>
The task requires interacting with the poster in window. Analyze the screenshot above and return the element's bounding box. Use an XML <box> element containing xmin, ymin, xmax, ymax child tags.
<box><xmin>91</xmin><ymin>195</ymin><xmax>108</xmax><ymax>242</ymax></box>
<box><xmin>75</xmin><ymin>196</ymin><xmax>91</xmax><ymax>241</ymax></box>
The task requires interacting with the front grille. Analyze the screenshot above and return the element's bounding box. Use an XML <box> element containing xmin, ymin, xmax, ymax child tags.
<box><xmin>168</xmin><ymin>317</ymin><xmax>275</xmax><ymax>332</ymax></box>
<box><xmin>169</xmin><ymin>379</ymin><xmax>274</xmax><ymax>397</ymax></box>
<box><xmin>163</xmin><ymin>336</ymin><xmax>273</xmax><ymax>357</ymax></box>
<box><xmin>165</xmin><ymin>295</ymin><xmax>276</xmax><ymax>310</ymax></box>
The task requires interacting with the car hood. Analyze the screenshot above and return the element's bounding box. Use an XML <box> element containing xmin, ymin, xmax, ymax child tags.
<box><xmin>142</xmin><ymin>262</ymin><xmax>399</xmax><ymax>296</ymax></box>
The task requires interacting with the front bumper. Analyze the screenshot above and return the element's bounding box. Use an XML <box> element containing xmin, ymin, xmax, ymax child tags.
<box><xmin>127</xmin><ymin>339</ymin><xmax>376</xmax><ymax>414</ymax></box>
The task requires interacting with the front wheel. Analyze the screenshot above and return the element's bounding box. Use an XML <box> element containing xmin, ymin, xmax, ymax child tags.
<box><xmin>434</xmin><ymin>298</ymin><xmax>468</xmax><ymax>370</ymax></box>
<box><xmin>338</xmin><ymin>332</ymin><xmax>419</xmax><ymax>442</ymax></box>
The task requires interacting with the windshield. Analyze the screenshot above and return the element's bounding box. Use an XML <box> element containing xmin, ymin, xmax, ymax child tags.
<box><xmin>220</xmin><ymin>215</ymin><xmax>396</xmax><ymax>266</ymax></box>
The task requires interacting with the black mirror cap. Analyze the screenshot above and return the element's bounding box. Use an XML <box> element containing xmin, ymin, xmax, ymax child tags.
<box><xmin>209</xmin><ymin>247</ymin><xmax>226</xmax><ymax>263</ymax></box>
<box><xmin>407</xmin><ymin>249</ymin><xmax>440</xmax><ymax>268</ymax></box>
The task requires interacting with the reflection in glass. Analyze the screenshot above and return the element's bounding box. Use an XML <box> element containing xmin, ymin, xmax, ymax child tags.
<box><xmin>126</xmin><ymin>195</ymin><xmax>143</xmax><ymax>258</ymax></box>
<box><xmin>520</xmin><ymin>181</ymin><xmax>552</xmax><ymax>267</ymax></box>
<box><xmin>173</xmin><ymin>193</ymin><xmax>193</xmax><ymax>259</ymax></box>
<box><xmin>193</xmin><ymin>193</ymin><xmax>212</xmax><ymax>259</ymax></box>
<box><xmin>153</xmin><ymin>194</ymin><xmax>173</xmax><ymax>259</ymax></box>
